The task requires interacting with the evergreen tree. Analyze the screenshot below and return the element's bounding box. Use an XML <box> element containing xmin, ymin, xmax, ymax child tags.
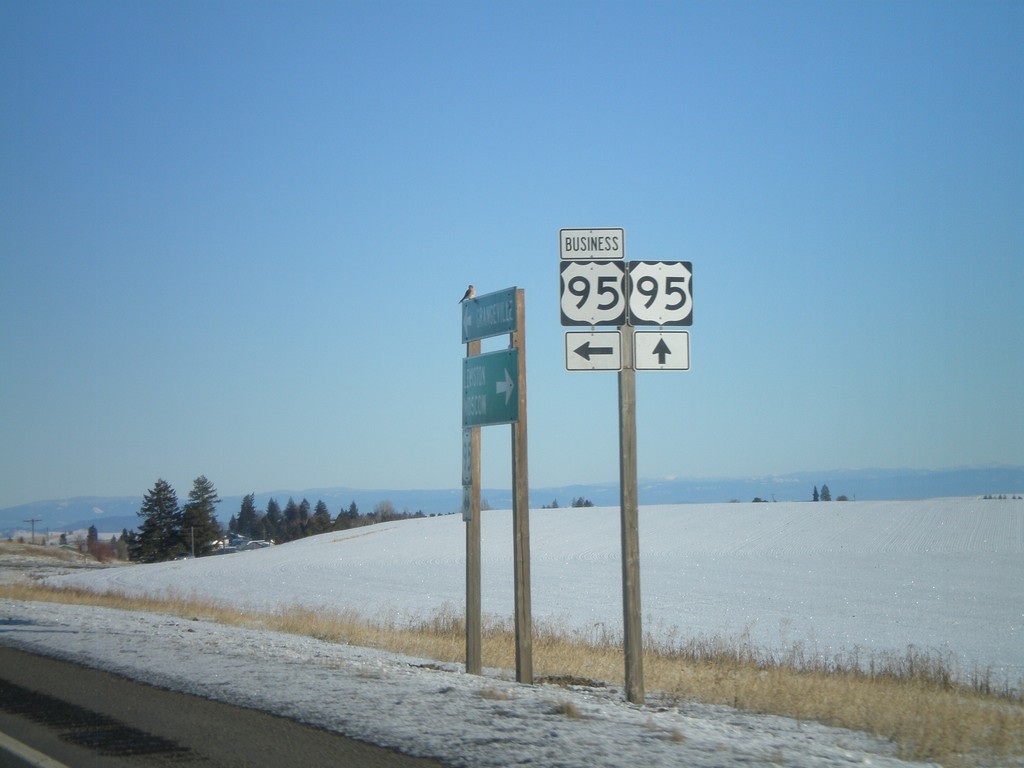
<box><xmin>812</xmin><ymin>486</ymin><xmax>819</xmax><ymax>502</ymax></box>
<box><xmin>181</xmin><ymin>475</ymin><xmax>222</xmax><ymax>556</ymax></box>
<box><xmin>282</xmin><ymin>497</ymin><xmax>302</xmax><ymax>542</ymax></box>
<box><xmin>309</xmin><ymin>500</ymin><xmax>332</xmax><ymax>535</ymax></box>
<box><xmin>264</xmin><ymin>498</ymin><xmax>282</xmax><ymax>542</ymax></box>
<box><xmin>820</xmin><ymin>484</ymin><xmax>832</xmax><ymax>501</ymax></box>
<box><xmin>87</xmin><ymin>525</ymin><xmax>98</xmax><ymax>547</ymax></box>
<box><xmin>334</xmin><ymin>501</ymin><xmax>359</xmax><ymax>530</ymax></box>
<box><xmin>236</xmin><ymin>493</ymin><xmax>258</xmax><ymax>539</ymax></box>
<box><xmin>132</xmin><ymin>479</ymin><xmax>182</xmax><ymax>562</ymax></box>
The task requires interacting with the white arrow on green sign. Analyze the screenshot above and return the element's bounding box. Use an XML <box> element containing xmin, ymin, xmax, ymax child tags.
<box><xmin>463</xmin><ymin>348</ymin><xmax>519</xmax><ymax>427</ymax></box>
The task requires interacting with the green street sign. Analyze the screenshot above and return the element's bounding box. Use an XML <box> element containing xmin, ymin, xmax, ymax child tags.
<box><xmin>462</xmin><ymin>287</ymin><xmax>518</xmax><ymax>343</ymax></box>
<box><xmin>463</xmin><ymin>348</ymin><xmax>519</xmax><ymax>427</ymax></box>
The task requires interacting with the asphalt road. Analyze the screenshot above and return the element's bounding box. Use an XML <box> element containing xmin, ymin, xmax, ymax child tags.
<box><xmin>0</xmin><ymin>645</ymin><xmax>448</xmax><ymax>768</ymax></box>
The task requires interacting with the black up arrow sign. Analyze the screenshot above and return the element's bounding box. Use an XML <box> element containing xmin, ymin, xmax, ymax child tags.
<box><xmin>634</xmin><ymin>331</ymin><xmax>690</xmax><ymax>371</ymax></box>
<box><xmin>652</xmin><ymin>338</ymin><xmax>672</xmax><ymax>365</ymax></box>
<box><xmin>574</xmin><ymin>341</ymin><xmax>614</xmax><ymax>361</ymax></box>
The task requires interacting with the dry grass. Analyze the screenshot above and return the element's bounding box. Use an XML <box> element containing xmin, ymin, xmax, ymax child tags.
<box><xmin>0</xmin><ymin>542</ymin><xmax>92</xmax><ymax>562</ymax></box>
<box><xmin>478</xmin><ymin>687</ymin><xmax>517</xmax><ymax>701</ymax></box>
<box><xmin>548</xmin><ymin>700</ymin><xmax>582</xmax><ymax>719</ymax></box>
<box><xmin>649</xmin><ymin>650</ymin><xmax>1024</xmax><ymax>765</ymax></box>
<box><xmin>2</xmin><ymin>581</ymin><xmax>1021</xmax><ymax>766</ymax></box>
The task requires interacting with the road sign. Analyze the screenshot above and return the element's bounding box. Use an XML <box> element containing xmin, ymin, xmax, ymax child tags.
<box><xmin>559</xmin><ymin>260</ymin><xmax>627</xmax><ymax>326</ymax></box>
<box><xmin>628</xmin><ymin>261</ymin><xmax>693</xmax><ymax>326</ymax></box>
<box><xmin>559</xmin><ymin>228</ymin><xmax>625</xmax><ymax>260</ymax></box>
<box><xmin>565</xmin><ymin>331</ymin><xmax>622</xmax><ymax>371</ymax></box>
<box><xmin>462</xmin><ymin>287</ymin><xmax>518</xmax><ymax>343</ymax></box>
<box><xmin>634</xmin><ymin>331</ymin><xmax>690</xmax><ymax>370</ymax></box>
<box><xmin>462</xmin><ymin>348</ymin><xmax>520</xmax><ymax>427</ymax></box>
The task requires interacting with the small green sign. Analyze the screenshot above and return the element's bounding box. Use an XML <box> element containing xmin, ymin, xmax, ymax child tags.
<box><xmin>462</xmin><ymin>287</ymin><xmax>518</xmax><ymax>343</ymax></box>
<box><xmin>463</xmin><ymin>349</ymin><xmax>519</xmax><ymax>427</ymax></box>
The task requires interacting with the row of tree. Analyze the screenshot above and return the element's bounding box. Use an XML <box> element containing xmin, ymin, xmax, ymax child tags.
<box><xmin>131</xmin><ymin>476</ymin><xmax>430</xmax><ymax>563</ymax></box>
<box><xmin>541</xmin><ymin>497</ymin><xmax>594</xmax><ymax>509</ymax></box>
<box><xmin>227</xmin><ymin>495</ymin><xmax>426</xmax><ymax>543</ymax></box>
<box><xmin>810</xmin><ymin>485</ymin><xmax>852</xmax><ymax>501</ymax></box>
<box><xmin>748</xmin><ymin>485</ymin><xmax>849</xmax><ymax>503</ymax></box>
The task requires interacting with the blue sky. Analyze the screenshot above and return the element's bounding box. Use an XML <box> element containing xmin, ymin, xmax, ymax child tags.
<box><xmin>1</xmin><ymin>0</ymin><xmax>1021</xmax><ymax>509</ymax></box>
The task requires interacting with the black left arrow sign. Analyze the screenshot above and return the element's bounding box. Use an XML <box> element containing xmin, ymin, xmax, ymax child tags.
<box><xmin>574</xmin><ymin>341</ymin><xmax>614</xmax><ymax>361</ymax></box>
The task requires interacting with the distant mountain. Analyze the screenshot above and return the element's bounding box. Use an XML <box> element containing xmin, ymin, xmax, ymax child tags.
<box><xmin>629</xmin><ymin>465</ymin><xmax>1024</xmax><ymax>506</ymax></box>
<box><xmin>2</xmin><ymin>465</ymin><xmax>1021</xmax><ymax>537</ymax></box>
<box><xmin>478</xmin><ymin>465</ymin><xmax>1024</xmax><ymax>509</ymax></box>
<box><xmin>0</xmin><ymin>496</ymin><xmax>143</xmax><ymax>539</ymax></box>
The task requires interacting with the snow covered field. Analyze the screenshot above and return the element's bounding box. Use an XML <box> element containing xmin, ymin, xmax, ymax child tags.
<box><xmin>2</xmin><ymin>497</ymin><xmax>1022</xmax><ymax>767</ymax></box>
<box><xmin>41</xmin><ymin>497</ymin><xmax>1024</xmax><ymax>685</ymax></box>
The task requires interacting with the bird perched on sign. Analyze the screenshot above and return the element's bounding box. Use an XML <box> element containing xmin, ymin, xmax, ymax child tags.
<box><xmin>459</xmin><ymin>285</ymin><xmax>475</xmax><ymax>303</ymax></box>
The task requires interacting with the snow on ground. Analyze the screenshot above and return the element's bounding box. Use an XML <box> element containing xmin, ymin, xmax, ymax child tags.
<box><xmin>2</xmin><ymin>497</ymin><xmax>1022</xmax><ymax>766</ymax></box>
<box><xmin>2</xmin><ymin>600</ymin><xmax>926</xmax><ymax>767</ymax></box>
<box><xmin>39</xmin><ymin>498</ymin><xmax>1024</xmax><ymax>685</ymax></box>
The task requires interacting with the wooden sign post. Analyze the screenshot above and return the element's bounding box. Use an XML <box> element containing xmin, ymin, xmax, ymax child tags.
<box><xmin>559</xmin><ymin>227</ymin><xmax>694</xmax><ymax>705</ymax></box>
<box><xmin>461</xmin><ymin>287</ymin><xmax>532</xmax><ymax>684</ymax></box>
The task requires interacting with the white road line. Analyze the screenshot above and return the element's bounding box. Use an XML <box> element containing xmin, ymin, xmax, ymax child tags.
<box><xmin>0</xmin><ymin>729</ymin><xmax>70</xmax><ymax>768</ymax></box>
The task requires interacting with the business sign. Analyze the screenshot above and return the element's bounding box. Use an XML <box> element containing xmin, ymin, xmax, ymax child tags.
<box><xmin>627</xmin><ymin>261</ymin><xmax>693</xmax><ymax>326</ymax></box>
<box><xmin>559</xmin><ymin>260</ymin><xmax>627</xmax><ymax>326</ymax></box>
<box><xmin>565</xmin><ymin>331</ymin><xmax>622</xmax><ymax>371</ymax></box>
<box><xmin>462</xmin><ymin>349</ymin><xmax>519</xmax><ymax>427</ymax></box>
<box><xmin>559</xmin><ymin>228</ymin><xmax>625</xmax><ymax>260</ymax></box>
<box><xmin>462</xmin><ymin>287</ymin><xmax>518</xmax><ymax>343</ymax></box>
<box><xmin>634</xmin><ymin>331</ymin><xmax>690</xmax><ymax>370</ymax></box>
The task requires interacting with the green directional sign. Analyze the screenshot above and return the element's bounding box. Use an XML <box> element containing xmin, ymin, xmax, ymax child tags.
<box><xmin>463</xmin><ymin>348</ymin><xmax>519</xmax><ymax>427</ymax></box>
<box><xmin>462</xmin><ymin>287</ymin><xmax>518</xmax><ymax>343</ymax></box>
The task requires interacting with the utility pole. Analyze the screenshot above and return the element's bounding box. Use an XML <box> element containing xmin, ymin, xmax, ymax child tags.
<box><xmin>22</xmin><ymin>517</ymin><xmax>42</xmax><ymax>545</ymax></box>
